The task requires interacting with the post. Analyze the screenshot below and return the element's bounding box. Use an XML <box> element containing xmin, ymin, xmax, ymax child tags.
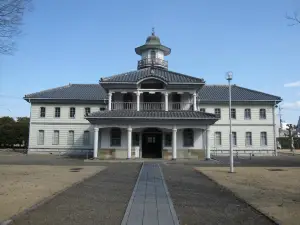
<box><xmin>193</xmin><ymin>92</ymin><xmax>197</xmax><ymax>111</ymax></box>
<box><xmin>164</xmin><ymin>92</ymin><xmax>169</xmax><ymax>111</ymax></box>
<box><xmin>127</xmin><ymin>126</ymin><xmax>132</xmax><ymax>159</ymax></box>
<box><xmin>272</xmin><ymin>102</ymin><xmax>277</xmax><ymax>156</ymax></box>
<box><xmin>136</xmin><ymin>91</ymin><xmax>140</xmax><ymax>111</ymax></box>
<box><xmin>108</xmin><ymin>92</ymin><xmax>112</xmax><ymax>111</ymax></box>
<box><xmin>172</xmin><ymin>126</ymin><xmax>177</xmax><ymax>159</ymax></box>
<box><xmin>93</xmin><ymin>127</ymin><xmax>99</xmax><ymax>158</ymax></box>
<box><xmin>206</xmin><ymin>128</ymin><xmax>211</xmax><ymax>160</ymax></box>
<box><xmin>226</xmin><ymin>71</ymin><xmax>234</xmax><ymax>173</ymax></box>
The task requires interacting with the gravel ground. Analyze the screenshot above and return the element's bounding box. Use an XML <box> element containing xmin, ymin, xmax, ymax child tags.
<box><xmin>162</xmin><ymin>164</ymin><xmax>276</xmax><ymax>225</ymax></box>
<box><xmin>10</xmin><ymin>163</ymin><xmax>141</xmax><ymax>225</ymax></box>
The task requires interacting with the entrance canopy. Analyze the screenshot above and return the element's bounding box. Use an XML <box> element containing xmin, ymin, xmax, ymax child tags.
<box><xmin>86</xmin><ymin>110</ymin><xmax>218</xmax><ymax>126</ymax></box>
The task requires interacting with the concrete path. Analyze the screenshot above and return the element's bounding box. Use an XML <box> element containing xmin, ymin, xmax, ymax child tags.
<box><xmin>121</xmin><ymin>163</ymin><xmax>179</xmax><ymax>225</ymax></box>
<box><xmin>162</xmin><ymin>164</ymin><xmax>276</xmax><ymax>225</ymax></box>
<box><xmin>9</xmin><ymin>163</ymin><xmax>141</xmax><ymax>225</ymax></box>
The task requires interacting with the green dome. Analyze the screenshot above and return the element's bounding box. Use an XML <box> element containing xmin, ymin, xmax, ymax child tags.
<box><xmin>146</xmin><ymin>34</ymin><xmax>161</xmax><ymax>45</ymax></box>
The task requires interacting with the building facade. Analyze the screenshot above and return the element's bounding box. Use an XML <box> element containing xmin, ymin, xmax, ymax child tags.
<box><xmin>24</xmin><ymin>32</ymin><xmax>282</xmax><ymax>159</ymax></box>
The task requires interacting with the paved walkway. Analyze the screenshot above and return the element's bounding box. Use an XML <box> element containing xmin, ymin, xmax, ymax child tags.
<box><xmin>121</xmin><ymin>163</ymin><xmax>179</xmax><ymax>225</ymax></box>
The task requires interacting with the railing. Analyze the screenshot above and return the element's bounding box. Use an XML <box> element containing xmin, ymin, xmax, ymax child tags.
<box><xmin>111</xmin><ymin>102</ymin><xmax>194</xmax><ymax>111</ymax></box>
<box><xmin>112</xmin><ymin>102</ymin><xmax>137</xmax><ymax>110</ymax></box>
<box><xmin>141</xmin><ymin>102</ymin><xmax>165</xmax><ymax>111</ymax></box>
<box><xmin>137</xmin><ymin>58</ymin><xmax>168</xmax><ymax>70</ymax></box>
<box><xmin>168</xmin><ymin>102</ymin><xmax>193</xmax><ymax>111</ymax></box>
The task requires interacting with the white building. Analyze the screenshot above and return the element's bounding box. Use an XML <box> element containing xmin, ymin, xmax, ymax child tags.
<box><xmin>24</xmin><ymin>31</ymin><xmax>282</xmax><ymax>159</ymax></box>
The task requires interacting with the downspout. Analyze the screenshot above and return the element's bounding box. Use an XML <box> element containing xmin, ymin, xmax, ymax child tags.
<box><xmin>27</xmin><ymin>99</ymin><xmax>32</xmax><ymax>155</ymax></box>
<box><xmin>272</xmin><ymin>101</ymin><xmax>277</xmax><ymax>156</ymax></box>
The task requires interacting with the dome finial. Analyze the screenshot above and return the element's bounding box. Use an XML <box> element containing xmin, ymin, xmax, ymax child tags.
<box><xmin>152</xmin><ymin>27</ymin><xmax>155</xmax><ymax>36</ymax></box>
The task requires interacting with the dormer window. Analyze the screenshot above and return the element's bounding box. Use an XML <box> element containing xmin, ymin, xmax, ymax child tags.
<box><xmin>150</xmin><ymin>50</ymin><xmax>156</xmax><ymax>59</ymax></box>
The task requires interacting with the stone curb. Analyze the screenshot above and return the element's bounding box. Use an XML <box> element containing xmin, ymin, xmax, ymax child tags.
<box><xmin>0</xmin><ymin>167</ymin><xmax>106</xmax><ymax>225</ymax></box>
<box><xmin>193</xmin><ymin>168</ymin><xmax>281</xmax><ymax>225</ymax></box>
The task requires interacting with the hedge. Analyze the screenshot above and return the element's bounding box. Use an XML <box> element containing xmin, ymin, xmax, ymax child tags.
<box><xmin>277</xmin><ymin>137</ymin><xmax>300</xmax><ymax>149</ymax></box>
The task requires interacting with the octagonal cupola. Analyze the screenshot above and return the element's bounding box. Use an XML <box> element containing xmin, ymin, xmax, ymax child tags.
<box><xmin>135</xmin><ymin>28</ymin><xmax>171</xmax><ymax>70</ymax></box>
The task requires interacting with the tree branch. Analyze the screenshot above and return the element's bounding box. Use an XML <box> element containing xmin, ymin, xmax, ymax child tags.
<box><xmin>286</xmin><ymin>11</ymin><xmax>300</xmax><ymax>26</ymax></box>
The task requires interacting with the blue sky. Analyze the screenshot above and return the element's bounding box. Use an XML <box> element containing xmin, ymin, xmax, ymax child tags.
<box><xmin>0</xmin><ymin>0</ymin><xmax>300</xmax><ymax>124</ymax></box>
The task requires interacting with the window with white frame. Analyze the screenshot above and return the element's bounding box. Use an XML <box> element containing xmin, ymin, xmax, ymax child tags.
<box><xmin>40</xmin><ymin>107</ymin><xmax>46</xmax><ymax>118</ymax></box>
<box><xmin>164</xmin><ymin>133</ymin><xmax>172</xmax><ymax>147</ymax></box>
<box><xmin>38</xmin><ymin>130</ymin><xmax>44</xmax><ymax>145</ymax></box>
<box><xmin>215</xmin><ymin>132</ymin><xmax>222</xmax><ymax>146</ymax></box>
<box><xmin>83</xmin><ymin>131</ymin><xmax>90</xmax><ymax>145</ymax></box>
<box><xmin>232</xmin><ymin>132</ymin><xmax>237</xmax><ymax>146</ymax></box>
<box><xmin>260</xmin><ymin>132</ymin><xmax>267</xmax><ymax>146</ymax></box>
<box><xmin>244</xmin><ymin>108</ymin><xmax>251</xmax><ymax>119</ymax></box>
<box><xmin>111</xmin><ymin>128</ymin><xmax>121</xmax><ymax>146</ymax></box>
<box><xmin>53</xmin><ymin>130</ymin><xmax>59</xmax><ymax>145</ymax></box>
<box><xmin>214</xmin><ymin>108</ymin><xmax>221</xmax><ymax>118</ymax></box>
<box><xmin>200</xmin><ymin>108</ymin><xmax>206</xmax><ymax>113</ymax></box>
<box><xmin>55</xmin><ymin>107</ymin><xmax>60</xmax><ymax>118</ymax></box>
<box><xmin>68</xmin><ymin>130</ymin><xmax>74</xmax><ymax>145</ymax></box>
<box><xmin>260</xmin><ymin>109</ymin><xmax>266</xmax><ymax>119</ymax></box>
<box><xmin>231</xmin><ymin>108</ymin><xmax>236</xmax><ymax>119</ymax></box>
<box><xmin>245</xmin><ymin>132</ymin><xmax>252</xmax><ymax>146</ymax></box>
<box><xmin>85</xmin><ymin>107</ymin><xmax>91</xmax><ymax>117</ymax></box>
<box><xmin>70</xmin><ymin>107</ymin><xmax>75</xmax><ymax>118</ymax></box>
<box><xmin>183</xmin><ymin>129</ymin><xmax>194</xmax><ymax>147</ymax></box>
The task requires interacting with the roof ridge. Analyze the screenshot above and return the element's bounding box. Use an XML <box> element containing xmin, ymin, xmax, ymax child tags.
<box><xmin>24</xmin><ymin>84</ymin><xmax>72</xmax><ymax>97</ymax></box>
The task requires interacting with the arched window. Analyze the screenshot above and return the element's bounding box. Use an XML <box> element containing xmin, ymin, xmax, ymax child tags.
<box><xmin>183</xmin><ymin>129</ymin><xmax>194</xmax><ymax>147</ymax></box>
<box><xmin>111</xmin><ymin>128</ymin><xmax>121</xmax><ymax>146</ymax></box>
<box><xmin>150</xmin><ymin>50</ymin><xmax>156</xmax><ymax>59</ymax></box>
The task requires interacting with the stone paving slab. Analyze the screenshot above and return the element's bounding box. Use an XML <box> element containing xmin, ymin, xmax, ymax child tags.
<box><xmin>121</xmin><ymin>163</ymin><xmax>179</xmax><ymax>225</ymax></box>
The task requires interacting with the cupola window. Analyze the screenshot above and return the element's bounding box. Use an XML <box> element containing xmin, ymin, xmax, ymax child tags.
<box><xmin>150</xmin><ymin>50</ymin><xmax>156</xmax><ymax>59</ymax></box>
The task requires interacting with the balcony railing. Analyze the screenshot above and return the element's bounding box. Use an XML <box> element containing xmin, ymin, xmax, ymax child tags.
<box><xmin>137</xmin><ymin>58</ymin><xmax>168</xmax><ymax>70</ymax></box>
<box><xmin>111</xmin><ymin>102</ymin><xmax>194</xmax><ymax>111</ymax></box>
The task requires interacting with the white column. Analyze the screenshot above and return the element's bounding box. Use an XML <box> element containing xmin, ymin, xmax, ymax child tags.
<box><xmin>164</xmin><ymin>92</ymin><xmax>169</xmax><ymax>111</ymax></box>
<box><xmin>172</xmin><ymin>126</ymin><xmax>177</xmax><ymax>160</ymax></box>
<box><xmin>127</xmin><ymin>126</ymin><xmax>132</xmax><ymax>159</ymax></box>
<box><xmin>206</xmin><ymin>128</ymin><xmax>211</xmax><ymax>160</ymax></box>
<box><xmin>193</xmin><ymin>92</ymin><xmax>197</xmax><ymax>111</ymax></box>
<box><xmin>272</xmin><ymin>103</ymin><xmax>277</xmax><ymax>156</ymax></box>
<box><xmin>93</xmin><ymin>127</ymin><xmax>99</xmax><ymax>158</ymax></box>
<box><xmin>108</xmin><ymin>92</ymin><xmax>112</xmax><ymax>111</ymax></box>
<box><xmin>136</xmin><ymin>91</ymin><xmax>140</xmax><ymax>111</ymax></box>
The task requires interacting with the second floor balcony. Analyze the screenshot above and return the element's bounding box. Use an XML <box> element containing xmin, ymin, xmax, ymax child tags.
<box><xmin>137</xmin><ymin>58</ymin><xmax>168</xmax><ymax>70</ymax></box>
<box><xmin>111</xmin><ymin>102</ymin><xmax>193</xmax><ymax>111</ymax></box>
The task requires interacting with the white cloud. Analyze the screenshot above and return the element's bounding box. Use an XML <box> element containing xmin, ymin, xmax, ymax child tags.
<box><xmin>284</xmin><ymin>81</ymin><xmax>300</xmax><ymax>87</ymax></box>
<box><xmin>283</xmin><ymin>101</ymin><xmax>300</xmax><ymax>109</ymax></box>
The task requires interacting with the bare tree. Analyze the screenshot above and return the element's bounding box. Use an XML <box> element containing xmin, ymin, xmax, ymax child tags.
<box><xmin>0</xmin><ymin>0</ymin><xmax>32</xmax><ymax>55</ymax></box>
<box><xmin>286</xmin><ymin>11</ymin><xmax>300</xmax><ymax>26</ymax></box>
<box><xmin>285</xmin><ymin>124</ymin><xmax>298</xmax><ymax>155</ymax></box>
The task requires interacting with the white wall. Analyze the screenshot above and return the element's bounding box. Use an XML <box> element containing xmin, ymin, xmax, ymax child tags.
<box><xmin>200</xmin><ymin>104</ymin><xmax>276</xmax><ymax>155</ymax></box>
<box><xmin>30</xmin><ymin>103</ymin><xmax>106</xmax><ymax>124</ymax></box>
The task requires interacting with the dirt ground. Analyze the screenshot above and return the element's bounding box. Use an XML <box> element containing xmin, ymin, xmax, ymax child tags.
<box><xmin>196</xmin><ymin>167</ymin><xmax>300</xmax><ymax>225</ymax></box>
<box><xmin>0</xmin><ymin>165</ymin><xmax>105</xmax><ymax>221</ymax></box>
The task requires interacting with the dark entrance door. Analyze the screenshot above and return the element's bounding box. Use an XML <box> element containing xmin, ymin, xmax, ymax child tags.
<box><xmin>142</xmin><ymin>128</ymin><xmax>162</xmax><ymax>158</ymax></box>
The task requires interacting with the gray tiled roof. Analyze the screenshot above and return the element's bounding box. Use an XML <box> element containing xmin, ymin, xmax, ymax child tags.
<box><xmin>87</xmin><ymin>110</ymin><xmax>217</xmax><ymax>120</ymax></box>
<box><xmin>100</xmin><ymin>67</ymin><xmax>204</xmax><ymax>84</ymax></box>
<box><xmin>24</xmin><ymin>83</ymin><xmax>282</xmax><ymax>102</ymax></box>
<box><xmin>199</xmin><ymin>85</ymin><xmax>282</xmax><ymax>102</ymax></box>
<box><xmin>24</xmin><ymin>84</ymin><xmax>107</xmax><ymax>101</ymax></box>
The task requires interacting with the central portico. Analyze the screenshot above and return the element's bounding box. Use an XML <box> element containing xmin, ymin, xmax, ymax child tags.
<box><xmin>85</xmin><ymin>31</ymin><xmax>218</xmax><ymax>160</ymax></box>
